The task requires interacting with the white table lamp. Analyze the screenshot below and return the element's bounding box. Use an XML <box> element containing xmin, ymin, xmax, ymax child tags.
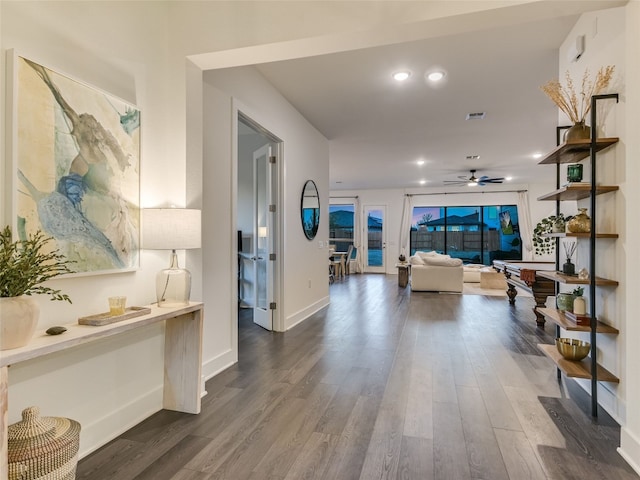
<box><xmin>142</xmin><ymin>208</ymin><xmax>201</xmax><ymax>307</ymax></box>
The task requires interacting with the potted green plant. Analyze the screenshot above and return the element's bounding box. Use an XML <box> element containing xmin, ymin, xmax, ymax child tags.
<box><xmin>0</xmin><ymin>225</ymin><xmax>73</xmax><ymax>350</ymax></box>
<box><xmin>533</xmin><ymin>214</ymin><xmax>568</xmax><ymax>255</ymax></box>
<box><xmin>556</xmin><ymin>286</ymin><xmax>584</xmax><ymax>313</ymax></box>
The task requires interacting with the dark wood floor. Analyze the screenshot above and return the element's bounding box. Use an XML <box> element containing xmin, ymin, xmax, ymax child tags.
<box><xmin>77</xmin><ymin>274</ymin><xmax>638</xmax><ymax>480</ymax></box>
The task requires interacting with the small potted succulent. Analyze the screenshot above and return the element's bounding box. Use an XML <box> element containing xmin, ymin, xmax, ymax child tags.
<box><xmin>0</xmin><ymin>225</ymin><xmax>73</xmax><ymax>349</ymax></box>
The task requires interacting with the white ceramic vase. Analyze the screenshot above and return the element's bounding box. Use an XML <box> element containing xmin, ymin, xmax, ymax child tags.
<box><xmin>0</xmin><ymin>296</ymin><xmax>40</xmax><ymax>350</ymax></box>
<box><xmin>573</xmin><ymin>296</ymin><xmax>587</xmax><ymax>315</ymax></box>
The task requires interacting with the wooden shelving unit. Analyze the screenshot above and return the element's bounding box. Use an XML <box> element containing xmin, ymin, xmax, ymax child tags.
<box><xmin>538</xmin><ymin>344</ymin><xmax>619</xmax><ymax>383</ymax></box>
<box><xmin>543</xmin><ymin>232</ymin><xmax>618</xmax><ymax>239</ymax></box>
<box><xmin>535</xmin><ymin>93</ymin><xmax>620</xmax><ymax>417</ymax></box>
<box><xmin>537</xmin><ymin>307</ymin><xmax>618</xmax><ymax>334</ymax></box>
<box><xmin>536</xmin><ymin>270</ymin><xmax>618</xmax><ymax>286</ymax></box>
<box><xmin>538</xmin><ymin>137</ymin><xmax>618</xmax><ymax>165</ymax></box>
<box><xmin>537</xmin><ymin>184</ymin><xmax>618</xmax><ymax>202</ymax></box>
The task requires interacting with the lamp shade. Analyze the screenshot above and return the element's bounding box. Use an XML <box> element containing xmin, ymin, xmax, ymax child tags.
<box><xmin>142</xmin><ymin>208</ymin><xmax>201</xmax><ymax>307</ymax></box>
<box><xmin>142</xmin><ymin>208</ymin><xmax>201</xmax><ymax>250</ymax></box>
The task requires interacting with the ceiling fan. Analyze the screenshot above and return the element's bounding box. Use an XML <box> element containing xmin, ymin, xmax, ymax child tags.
<box><xmin>444</xmin><ymin>169</ymin><xmax>504</xmax><ymax>186</ymax></box>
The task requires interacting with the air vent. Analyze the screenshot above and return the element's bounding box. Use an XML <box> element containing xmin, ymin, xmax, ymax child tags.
<box><xmin>466</xmin><ymin>155</ymin><xmax>480</xmax><ymax>160</ymax></box>
<box><xmin>466</xmin><ymin>112</ymin><xmax>486</xmax><ymax>120</ymax></box>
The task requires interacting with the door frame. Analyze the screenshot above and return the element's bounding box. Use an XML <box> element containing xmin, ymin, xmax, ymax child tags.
<box><xmin>234</xmin><ymin>108</ymin><xmax>283</xmax><ymax>333</ymax></box>
<box><xmin>363</xmin><ymin>204</ymin><xmax>387</xmax><ymax>273</ymax></box>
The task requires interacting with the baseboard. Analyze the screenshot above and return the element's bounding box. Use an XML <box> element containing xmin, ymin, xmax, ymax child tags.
<box><xmin>619</xmin><ymin>427</ymin><xmax>640</xmax><ymax>476</ymax></box>
<box><xmin>573</xmin><ymin>378</ymin><xmax>624</xmax><ymax>425</ymax></box>
<box><xmin>286</xmin><ymin>296</ymin><xmax>330</xmax><ymax>331</ymax></box>
<box><xmin>77</xmin><ymin>349</ymin><xmax>237</xmax><ymax>459</ymax></box>
<box><xmin>78</xmin><ymin>386</ymin><xmax>163</xmax><ymax>459</ymax></box>
<box><xmin>202</xmin><ymin>348</ymin><xmax>237</xmax><ymax>382</ymax></box>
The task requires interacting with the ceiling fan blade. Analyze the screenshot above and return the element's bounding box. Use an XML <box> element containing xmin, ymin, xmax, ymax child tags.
<box><xmin>446</xmin><ymin>171</ymin><xmax>504</xmax><ymax>186</ymax></box>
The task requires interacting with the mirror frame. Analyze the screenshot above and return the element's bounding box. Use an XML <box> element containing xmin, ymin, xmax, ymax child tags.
<box><xmin>300</xmin><ymin>180</ymin><xmax>320</xmax><ymax>240</ymax></box>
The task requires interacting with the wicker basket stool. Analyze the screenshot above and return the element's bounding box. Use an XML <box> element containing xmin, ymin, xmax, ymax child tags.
<box><xmin>8</xmin><ymin>406</ymin><xmax>81</xmax><ymax>480</ymax></box>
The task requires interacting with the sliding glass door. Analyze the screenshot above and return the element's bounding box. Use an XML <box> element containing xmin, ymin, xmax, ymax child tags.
<box><xmin>364</xmin><ymin>205</ymin><xmax>385</xmax><ymax>273</ymax></box>
<box><xmin>410</xmin><ymin>204</ymin><xmax>521</xmax><ymax>263</ymax></box>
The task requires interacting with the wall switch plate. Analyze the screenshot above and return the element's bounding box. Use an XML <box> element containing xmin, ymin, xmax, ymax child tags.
<box><xmin>318</xmin><ymin>240</ymin><xmax>323</xmax><ymax>248</ymax></box>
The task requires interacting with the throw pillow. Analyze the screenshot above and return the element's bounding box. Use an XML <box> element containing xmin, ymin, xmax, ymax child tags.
<box><xmin>423</xmin><ymin>256</ymin><xmax>463</xmax><ymax>267</ymax></box>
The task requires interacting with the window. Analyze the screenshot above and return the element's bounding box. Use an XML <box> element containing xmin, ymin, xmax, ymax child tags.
<box><xmin>329</xmin><ymin>204</ymin><xmax>354</xmax><ymax>252</ymax></box>
<box><xmin>410</xmin><ymin>204</ymin><xmax>521</xmax><ymax>263</ymax></box>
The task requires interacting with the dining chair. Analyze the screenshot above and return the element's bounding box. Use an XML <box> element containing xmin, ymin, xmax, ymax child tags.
<box><xmin>344</xmin><ymin>245</ymin><xmax>354</xmax><ymax>275</ymax></box>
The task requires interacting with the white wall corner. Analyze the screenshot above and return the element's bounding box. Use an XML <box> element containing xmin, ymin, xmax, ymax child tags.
<box><xmin>286</xmin><ymin>296</ymin><xmax>330</xmax><ymax>331</ymax></box>
<box><xmin>619</xmin><ymin>428</ymin><xmax>640</xmax><ymax>476</ymax></box>
<box><xmin>202</xmin><ymin>348</ymin><xmax>237</xmax><ymax>382</ymax></box>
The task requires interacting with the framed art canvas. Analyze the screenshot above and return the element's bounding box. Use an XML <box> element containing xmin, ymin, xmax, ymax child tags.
<box><xmin>7</xmin><ymin>51</ymin><xmax>141</xmax><ymax>275</ymax></box>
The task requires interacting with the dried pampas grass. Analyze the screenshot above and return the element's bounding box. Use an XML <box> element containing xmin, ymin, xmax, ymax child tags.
<box><xmin>540</xmin><ymin>66</ymin><xmax>615</xmax><ymax>123</ymax></box>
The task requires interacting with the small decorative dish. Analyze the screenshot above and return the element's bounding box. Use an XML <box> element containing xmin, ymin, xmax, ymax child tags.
<box><xmin>78</xmin><ymin>307</ymin><xmax>151</xmax><ymax>326</ymax></box>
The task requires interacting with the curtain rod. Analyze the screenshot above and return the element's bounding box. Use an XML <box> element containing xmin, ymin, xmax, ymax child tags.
<box><xmin>406</xmin><ymin>189</ymin><xmax>527</xmax><ymax>197</ymax></box>
<box><xmin>330</xmin><ymin>195</ymin><xmax>359</xmax><ymax>199</ymax></box>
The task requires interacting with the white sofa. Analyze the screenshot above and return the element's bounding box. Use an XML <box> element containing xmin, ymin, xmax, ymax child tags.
<box><xmin>409</xmin><ymin>251</ymin><xmax>464</xmax><ymax>293</ymax></box>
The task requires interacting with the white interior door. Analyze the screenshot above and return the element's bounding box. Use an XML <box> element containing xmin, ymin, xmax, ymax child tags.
<box><xmin>363</xmin><ymin>205</ymin><xmax>386</xmax><ymax>273</ymax></box>
<box><xmin>253</xmin><ymin>145</ymin><xmax>275</xmax><ymax>330</ymax></box>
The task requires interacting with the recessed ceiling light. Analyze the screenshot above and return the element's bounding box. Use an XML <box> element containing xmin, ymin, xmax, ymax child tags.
<box><xmin>532</xmin><ymin>153</ymin><xmax>543</xmax><ymax>159</ymax></box>
<box><xmin>427</xmin><ymin>71</ymin><xmax>445</xmax><ymax>82</ymax></box>
<box><xmin>393</xmin><ymin>71</ymin><xmax>411</xmax><ymax>81</ymax></box>
<box><xmin>419</xmin><ymin>179</ymin><xmax>426</xmax><ymax>185</ymax></box>
<box><xmin>505</xmin><ymin>176</ymin><xmax>513</xmax><ymax>181</ymax></box>
<box><xmin>417</xmin><ymin>160</ymin><xmax>425</xmax><ymax>166</ymax></box>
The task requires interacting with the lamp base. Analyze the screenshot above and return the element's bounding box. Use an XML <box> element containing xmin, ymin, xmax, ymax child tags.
<box><xmin>156</xmin><ymin>251</ymin><xmax>191</xmax><ymax>307</ymax></box>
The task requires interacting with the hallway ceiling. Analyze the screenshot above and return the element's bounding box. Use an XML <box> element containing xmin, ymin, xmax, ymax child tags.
<box><xmin>255</xmin><ymin>15</ymin><xmax>582</xmax><ymax>191</ymax></box>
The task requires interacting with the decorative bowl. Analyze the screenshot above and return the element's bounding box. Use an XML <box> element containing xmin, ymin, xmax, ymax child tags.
<box><xmin>556</xmin><ymin>338</ymin><xmax>590</xmax><ymax>361</ymax></box>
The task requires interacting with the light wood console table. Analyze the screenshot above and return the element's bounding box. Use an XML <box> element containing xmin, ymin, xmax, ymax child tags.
<box><xmin>0</xmin><ymin>302</ymin><xmax>204</xmax><ymax>479</ymax></box>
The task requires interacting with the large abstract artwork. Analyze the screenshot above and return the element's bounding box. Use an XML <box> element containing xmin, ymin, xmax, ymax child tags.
<box><xmin>11</xmin><ymin>53</ymin><xmax>140</xmax><ymax>274</ymax></box>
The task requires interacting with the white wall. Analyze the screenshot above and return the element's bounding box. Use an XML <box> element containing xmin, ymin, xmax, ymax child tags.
<box><xmin>620</xmin><ymin>0</ymin><xmax>640</xmax><ymax>474</ymax></box>
<box><xmin>201</xmin><ymin>66</ymin><xmax>331</xmax><ymax>339</ymax></box>
<box><xmin>0</xmin><ymin>1</ymin><xmax>179</xmax><ymax>457</ymax></box>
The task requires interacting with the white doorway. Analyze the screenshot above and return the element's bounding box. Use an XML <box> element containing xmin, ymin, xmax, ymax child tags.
<box><xmin>363</xmin><ymin>205</ymin><xmax>386</xmax><ymax>273</ymax></box>
<box><xmin>237</xmin><ymin>114</ymin><xmax>281</xmax><ymax>331</ymax></box>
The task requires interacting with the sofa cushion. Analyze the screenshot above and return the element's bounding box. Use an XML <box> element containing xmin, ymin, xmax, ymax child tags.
<box><xmin>416</xmin><ymin>250</ymin><xmax>446</xmax><ymax>260</ymax></box>
<box><xmin>423</xmin><ymin>255</ymin><xmax>463</xmax><ymax>267</ymax></box>
<box><xmin>409</xmin><ymin>255</ymin><xmax>425</xmax><ymax>265</ymax></box>
<box><xmin>464</xmin><ymin>263</ymin><xmax>485</xmax><ymax>270</ymax></box>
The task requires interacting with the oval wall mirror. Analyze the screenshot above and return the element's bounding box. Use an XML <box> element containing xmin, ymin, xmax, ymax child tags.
<box><xmin>301</xmin><ymin>180</ymin><xmax>320</xmax><ymax>240</ymax></box>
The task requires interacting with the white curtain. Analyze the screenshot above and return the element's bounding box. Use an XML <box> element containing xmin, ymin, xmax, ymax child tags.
<box><xmin>399</xmin><ymin>195</ymin><xmax>413</xmax><ymax>259</ymax></box>
<box><xmin>353</xmin><ymin>196</ymin><xmax>363</xmax><ymax>273</ymax></box>
<box><xmin>517</xmin><ymin>190</ymin><xmax>534</xmax><ymax>261</ymax></box>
